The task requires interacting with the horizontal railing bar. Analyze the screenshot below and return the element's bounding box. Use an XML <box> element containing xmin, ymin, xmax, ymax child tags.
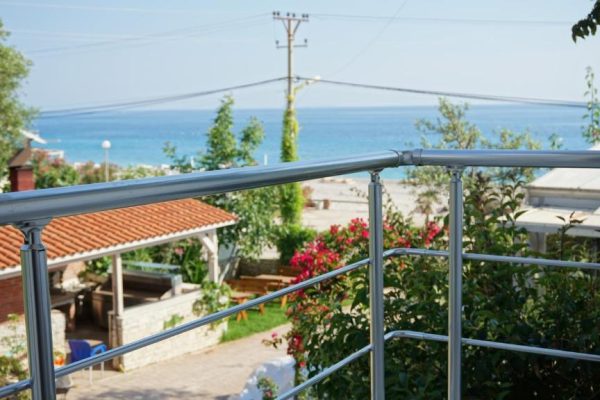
<box><xmin>387</xmin><ymin>330</ymin><xmax>600</xmax><ymax>363</ymax></box>
<box><xmin>2</xmin><ymin>149</ymin><xmax>600</xmax><ymax>225</ymax></box>
<box><xmin>55</xmin><ymin>256</ymin><xmax>373</xmax><ymax>378</ymax></box>
<box><xmin>411</xmin><ymin>149</ymin><xmax>600</xmax><ymax>168</ymax></box>
<box><xmin>277</xmin><ymin>343</ymin><xmax>373</xmax><ymax>400</ymax></box>
<box><xmin>391</xmin><ymin>248</ymin><xmax>600</xmax><ymax>271</ymax></box>
<box><xmin>0</xmin><ymin>151</ymin><xmax>401</xmax><ymax>225</ymax></box>
<box><xmin>277</xmin><ymin>331</ymin><xmax>403</xmax><ymax>400</ymax></box>
<box><xmin>3</xmin><ymin>247</ymin><xmax>599</xmax><ymax>396</ymax></box>
<box><xmin>0</xmin><ymin>378</ymin><xmax>31</xmax><ymax>398</ymax></box>
<box><xmin>464</xmin><ymin>253</ymin><xmax>600</xmax><ymax>271</ymax></box>
<box><xmin>277</xmin><ymin>324</ymin><xmax>600</xmax><ymax>400</ymax></box>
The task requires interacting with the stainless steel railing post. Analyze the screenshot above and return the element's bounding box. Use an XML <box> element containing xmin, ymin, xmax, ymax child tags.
<box><xmin>369</xmin><ymin>171</ymin><xmax>385</xmax><ymax>400</ymax></box>
<box><xmin>448</xmin><ymin>168</ymin><xmax>464</xmax><ymax>400</ymax></box>
<box><xmin>17</xmin><ymin>219</ymin><xmax>56</xmax><ymax>400</ymax></box>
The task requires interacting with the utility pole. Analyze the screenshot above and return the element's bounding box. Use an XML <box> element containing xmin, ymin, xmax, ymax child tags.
<box><xmin>272</xmin><ymin>11</ymin><xmax>309</xmax><ymax>226</ymax></box>
<box><xmin>273</xmin><ymin>11</ymin><xmax>309</xmax><ymax>110</ymax></box>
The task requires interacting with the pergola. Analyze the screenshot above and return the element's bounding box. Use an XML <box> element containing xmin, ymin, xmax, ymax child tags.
<box><xmin>0</xmin><ymin>198</ymin><xmax>236</xmax><ymax>351</ymax></box>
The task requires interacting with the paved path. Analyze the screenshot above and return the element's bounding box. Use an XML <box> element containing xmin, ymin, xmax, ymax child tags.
<box><xmin>65</xmin><ymin>324</ymin><xmax>290</xmax><ymax>400</ymax></box>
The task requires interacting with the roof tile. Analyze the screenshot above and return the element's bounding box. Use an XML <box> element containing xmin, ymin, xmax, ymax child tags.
<box><xmin>0</xmin><ymin>199</ymin><xmax>235</xmax><ymax>270</ymax></box>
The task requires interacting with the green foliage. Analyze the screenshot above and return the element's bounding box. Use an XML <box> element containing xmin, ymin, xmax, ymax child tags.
<box><xmin>0</xmin><ymin>20</ymin><xmax>36</xmax><ymax>184</ymax></box>
<box><xmin>85</xmin><ymin>256</ymin><xmax>111</xmax><ymax>277</ymax></box>
<box><xmin>257</xmin><ymin>375</ymin><xmax>278</xmax><ymax>400</ymax></box>
<box><xmin>77</xmin><ymin>161</ymin><xmax>119</xmax><ymax>184</ymax></box>
<box><xmin>583</xmin><ymin>67</ymin><xmax>600</xmax><ymax>144</ymax></box>
<box><xmin>407</xmin><ymin>98</ymin><xmax>540</xmax><ymax>212</ymax></box>
<box><xmin>283</xmin><ymin>173</ymin><xmax>600</xmax><ymax>399</ymax></box>
<box><xmin>223</xmin><ymin>303</ymin><xmax>288</xmax><ymax>342</ymax></box>
<box><xmin>31</xmin><ymin>151</ymin><xmax>79</xmax><ymax>189</ymax></box>
<box><xmin>202</xmin><ymin>96</ymin><xmax>238</xmax><ymax>170</ymax></box>
<box><xmin>160</xmin><ymin>239</ymin><xmax>208</xmax><ymax>284</ymax></box>
<box><xmin>31</xmin><ymin>150</ymin><xmax>163</xmax><ymax>189</ymax></box>
<box><xmin>162</xmin><ymin>314</ymin><xmax>185</xmax><ymax>330</ymax></box>
<box><xmin>572</xmin><ymin>1</ymin><xmax>600</xmax><ymax>41</ymax></box>
<box><xmin>0</xmin><ymin>356</ymin><xmax>28</xmax><ymax>400</ymax></box>
<box><xmin>279</xmin><ymin>102</ymin><xmax>304</xmax><ymax>226</ymax></box>
<box><xmin>85</xmin><ymin>239</ymin><xmax>210</xmax><ymax>284</ymax></box>
<box><xmin>0</xmin><ymin>314</ymin><xmax>28</xmax><ymax>400</ymax></box>
<box><xmin>1</xmin><ymin>314</ymin><xmax>26</xmax><ymax>359</ymax></box>
<box><xmin>165</xmin><ymin>96</ymin><xmax>277</xmax><ymax>259</ymax></box>
<box><xmin>275</xmin><ymin>224</ymin><xmax>317</xmax><ymax>265</ymax></box>
<box><xmin>118</xmin><ymin>165</ymin><xmax>165</xmax><ymax>180</ymax></box>
<box><xmin>192</xmin><ymin>280</ymin><xmax>231</xmax><ymax>319</ymax></box>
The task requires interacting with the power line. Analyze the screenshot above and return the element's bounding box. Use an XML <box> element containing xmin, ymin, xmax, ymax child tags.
<box><xmin>326</xmin><ymin>1</ymin><xmax>410</xmax><ymax>77</ymax></box>
<box><xmin>26</xmin><ymin>13</ymin><xmax>270</xmax><ymax>56</ymax></box>
<box><xmin>296</xmin><ymin>76</ymin><xmax>587</xmax><ymax>108</ymax></box>
<box><xmin>38</xmin><ymin>76</ymin><xmax>586</xmax><ymax>119</ymax></box>
<box><xmin>0</xmin><ymin>1</ymin><xmax>204</xmax><ymax>15</ymax></box>
<box><xmin>312</xmin><ymin>13</ymin><xmax>571</xmax><ymax>26</ymax></box>
<box><xmin>39</xmin><ymin>77</ymin><xmax>287</xmax><ymax>118</ymax></box>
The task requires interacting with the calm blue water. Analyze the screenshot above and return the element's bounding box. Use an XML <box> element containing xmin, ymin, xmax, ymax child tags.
<box><xmin>32</xmin><ymin>105</ymin><xmax>588</xmax><ymax>179</ymax></box>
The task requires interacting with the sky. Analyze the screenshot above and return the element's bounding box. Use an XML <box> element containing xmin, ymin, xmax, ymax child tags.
<box><xmin>1</xmin><ymin>0</ymin><xmax>600</xmax><ymax>111</ymax></box>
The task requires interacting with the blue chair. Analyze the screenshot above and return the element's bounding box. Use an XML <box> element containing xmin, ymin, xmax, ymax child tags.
<box><xmin>68</xmin><ymin>339</ymin><xmax>107</xmax><ymax>384</ymax></box>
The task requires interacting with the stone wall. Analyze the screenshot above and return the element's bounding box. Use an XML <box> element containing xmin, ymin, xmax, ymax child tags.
<box><xmin>114</xmin><ymin>290</ymin><xmax>226</xmax><ymax>370</ymax></box>
<box><xmin>0</xmin><ymin>310</ymin><xmax>66</xmax><ymax>356</ymax></box>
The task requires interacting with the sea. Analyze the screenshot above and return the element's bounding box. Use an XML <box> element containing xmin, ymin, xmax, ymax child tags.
<box><xmin>32</xmin><ymin>105</ymin><xmax>590</xmax><ymax>179</ymax></box>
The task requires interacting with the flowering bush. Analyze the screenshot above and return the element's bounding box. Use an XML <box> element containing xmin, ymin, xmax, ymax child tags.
<box><xmin>280</xmin><ymin>173</ymin><xmax>600</xmax><ymax>399</ymax></box>
<box><xmin>257</xmin><ymin>375</ymin><xmax>278</xmax><ymax>400</ymax></box>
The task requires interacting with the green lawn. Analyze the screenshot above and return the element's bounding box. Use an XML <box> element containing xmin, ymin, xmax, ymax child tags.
<box><xmin>221</xmin><ymin>301</ymin><xmax>289</xmax><ymax>342</ymax></box>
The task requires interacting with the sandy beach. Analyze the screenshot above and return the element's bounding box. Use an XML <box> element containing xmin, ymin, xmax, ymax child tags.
<box><xmin>301</xmin><ymin>178</ymin><xmax>447</xmax><ymax>232</ymax></box>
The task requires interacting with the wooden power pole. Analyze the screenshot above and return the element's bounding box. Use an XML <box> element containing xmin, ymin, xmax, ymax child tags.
<box><xmin>273</xmin><ymin>11</ymin><xmax>309</xmax><ymax>109</ymax></box>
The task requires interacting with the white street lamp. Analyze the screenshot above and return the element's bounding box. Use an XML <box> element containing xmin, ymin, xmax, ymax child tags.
<box><xmin>101</xmin><ymin>140</ymin><xmax>111</xmax><ymax>182</ymax></box>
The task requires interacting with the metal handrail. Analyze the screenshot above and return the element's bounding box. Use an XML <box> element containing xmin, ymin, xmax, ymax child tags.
<box><xmin>1</xmin><ymin>149</ymin><xmax>600</xmax><ymax>225</ymax></box>
<box><xmin>278</xmin><ymin>328</ymin><xmax>600</xmax><ymax>400</ymax></box>
<box><xmin>2</xmin><ymin>149</ymin><xmax>600</xmax><ymax>399</ymax></box>
<box><xmin>1</xmin><ymin>247</ymin><xmax>599</xmax><ymax>398</ymax></box>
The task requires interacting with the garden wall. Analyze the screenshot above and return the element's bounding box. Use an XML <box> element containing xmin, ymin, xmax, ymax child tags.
<box><xmin>0</xmin><ymin>310</ymin><xmax>66</xmax><ymax>355</ymax></box>
<box><xmin>113</xmin><ymin>290</ymin><xmax>226</xmax><ymax>370</ymax></box>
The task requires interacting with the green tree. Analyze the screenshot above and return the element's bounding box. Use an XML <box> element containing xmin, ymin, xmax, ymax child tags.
<box><xmin>165</xmin><ymin>96</ymin><xmax>277</xmax><ymax>259</ymax></box>
<box><xmin>572</xmin><ymin>0</ymin><xmax>600</xmax><ymax>42</ymax></box>
<box><xmin>407</xmin><ymin>98</ymin><xmax>540</xmax><ymax>213</ymax></box>
<box><xmin>31</xmin><ymin>151</ymin><xmax>79</xmax><ymax>189</ymax></box>
<box><xmin>583</xmin><ymin>66</ymin><xmax>600</xmax><ymax>144</ymax></box>
<box><xmin>279</xmin><ymin>92</ymin><xmax>304</xmax><ymax>226</ymax></box>
<box><xmin>0</xmin><ymin>20</ymin><xmax>36</xmax><ymax>183</ymax></box>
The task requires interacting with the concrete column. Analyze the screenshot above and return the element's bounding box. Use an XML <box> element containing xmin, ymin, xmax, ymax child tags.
<box><xmin>111</xmin><ymin>253</ymin><xmax>124</xmax><ymax>368</ymax></box>
<box><xmin>200</xmin><ymin>231</ymin><xmax>219</xmax><ymax>282</ymax></box>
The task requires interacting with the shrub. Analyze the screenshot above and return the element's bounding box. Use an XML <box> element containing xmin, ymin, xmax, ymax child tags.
<box><xmin>257</xmin><ymin>375</ymin><xmax>278</xmax><ymax>400</ymax></box>
<box><xmin>281</xmin><ymin>173</ymin><xmax>600</xmax><ymax>399</ymax></box>
<box><xmin>275</xmin><ymin>224</ymin><xmax>317</xmax><ymax>265</ymax></box>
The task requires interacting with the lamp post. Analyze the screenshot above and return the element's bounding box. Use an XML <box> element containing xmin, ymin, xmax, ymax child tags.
<box><xmin>101</xmin><ymin>140</ymin><xmax>111</xmax><ymax>182</ymax></box>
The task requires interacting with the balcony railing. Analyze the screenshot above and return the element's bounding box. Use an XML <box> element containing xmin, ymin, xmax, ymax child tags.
<box><xmin>1</xmin><ymin>149</ymin><xmax>600</xmax><ymax>400</ymax></box>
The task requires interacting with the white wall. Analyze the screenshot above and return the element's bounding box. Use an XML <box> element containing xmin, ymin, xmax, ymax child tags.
<box><xmin>113</xmin><ymin>290</ymin><xmax>226</xmax><ymax>370</ymax></box>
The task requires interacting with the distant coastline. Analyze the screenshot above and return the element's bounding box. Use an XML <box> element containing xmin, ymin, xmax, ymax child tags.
<box><xmin>32</xmin><ymin>105</ymin><xmax>586</xmax><ymax>179</ymax></box>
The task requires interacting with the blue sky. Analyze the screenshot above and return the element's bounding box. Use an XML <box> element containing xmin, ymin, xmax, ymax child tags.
<box><xmin>2</xmin><ymin>0</ymin><xmax>600</xmax><ymax>110</ymax></box>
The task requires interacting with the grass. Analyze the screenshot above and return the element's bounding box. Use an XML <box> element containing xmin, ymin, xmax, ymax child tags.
<box><xmin>221</xmin><ymin>300</ymin><xmax>289</xmax><ymax>343</ymax></box>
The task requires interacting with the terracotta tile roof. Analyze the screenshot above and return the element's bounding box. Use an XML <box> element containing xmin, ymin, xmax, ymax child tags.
<box><xmin>0</xmin><ymin>199</ymin><xmax>236</xmax><ymax>271</ymax></box>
